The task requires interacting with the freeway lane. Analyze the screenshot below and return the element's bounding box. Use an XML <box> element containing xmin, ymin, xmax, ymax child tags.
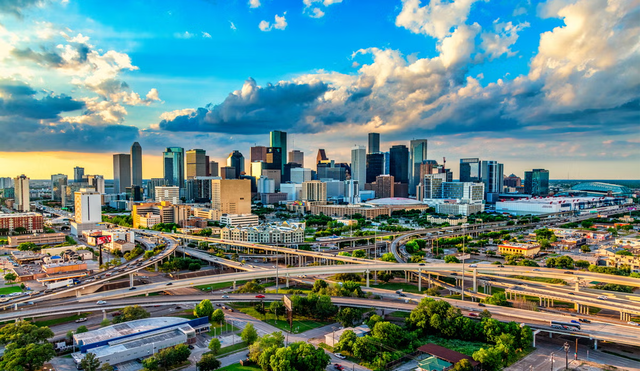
<box><xmin>5</xmin><ymin>294</ymin><xmax>640</xmax><ymax>347</ymax></box>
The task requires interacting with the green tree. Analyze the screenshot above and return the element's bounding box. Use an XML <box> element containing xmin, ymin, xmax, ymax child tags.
<box><xmin>66</xmin><ymin>330</ymin><xmax>73</xmax><ymax>341</ymax></box>
<box><xmin>112</xmin><ymin>305</ymin><xmax>150</xmax><ymax>324</ymax></box>
<box><xmin>100</xmin><ymin>319</ymin><xmax>110</xmax><ymax>327</ymax></box>
<box><xmin>80</xmin><ymin>353</ymin><xmax>101</xmax><ymax>371</ymax></box>
<box><xmin>453</xmin><ymin>359</ymin><xmax>473</xmax><ymax>371</ymax></box>
<box><xmin>4</xmin><ymin>272</ymin><xmax>17</xmax><ymax>283</ymax></box>
<box><xmin>445</xmin><ymin>255</ymin><xmax>460</xmax><ymax>264</ymax></box>
<box><xmin>197</xmin><ymin>353</ymin><xmax>221</xmax><ymax>371</ymax></box>
<box><xmin>312</xmin><ymin>279</ymin><xmax>328</xmax><ymax>293</ymax></box>
<box><xmin>240</xmin><ymin>323</ymin><xmax>259</xmax><ymax>345</ymax></box>
<box><xmin>100</xmin><ymin>363</ymin><xmax>114</xmax><ymax>371</ymax></box>
<box><xmin>234</xmin><ymin>280</ymin><xmax>265</xmax><ymax>293</ymax></box>
<box><xmin>580</xmin><ymin>245</ymin><xmax>591</xmax><ymax>253</ymax></box>
<box><xmin>315</xmin><ymin>295</ymin><xmax>338</xmax><ymax>320</ymax></box>
<box><xmin>0</xmin><ymin>322</ymin><xmax>55</xmax><ymax>371</ymax></box>
<box><xmin>208</xmin><ymin>338</ymin><xmax>221</xmax><ymax>355</ymax></box>
<box><xmin>76</xmin><ymin>325</ymin><xmax>88</xmax><ymax>334</ymax></box>
<box><xmin>269</xmin><ymin>300</ymin><xmax>285</xmax><ymax>321</ymax></box>
<box><xmin>377</xmin><ymin>271</ymin><xmax>393</xmax><ymax>283</ymax></box>
<box><xmin>334</xmin><ymin>330</ymin><xmax>357</xmax><ymax>354</ymax></box>
<box><xmin>575</xmin><ymin>260</ymin><xmax>590</xmax><ymax>269</ymax></box>
<box><xmin>268</xmin><ymin>342</ymin><xmax>330</xmax><ymax>371</ymax></box>
<box><xmin>481</xmin><ymin>292</ymin><xmax>508</xmax><ymax>306</ymax></box>
<box><xmin>581</xmin><ymin>220</ymin><xmax>594</xmax><ymax>228</ymax></box>
<box><xmin>353</xmin><ymin>336</ymin><xmax>378</xmax><ymax>362</ymax></box>
<box><xmin>249</xmin><ymin>331</ymin><xmax>285</xmax><ymax>363</ymax></box>
<box><xmin>352</xmin><ymin>249</ymin><xmax>366</xmax><ymax>258</ymax></box>
<box><xmin>479</xmin><ymin>309</ymin><xmax>492</xmax><ymax>320</ymax></box>
<box><xmin>372</xmin><ymin>321</ymin><xmax>406</xmax><ymax>347</ymax></box>
<box><xmin>211</xmin><ymin>308</ymin><xmax>225</xmax><ymax>324</ymax></box>
<box><xmin>472</xmin><ymin>347</ymin><xmax>503</xmax><ymax>371</ymax></box>
<box><xmin>336</xmin><ymin>307</ymin><xmax>362</xmax><ymax>327</ymax></box>
<box><xmin>194</xmin><ymin>299</ymin><xmax>215</xmax><ymax>320</ymax></box>
<box><xmin>381</xmin><ymin>252</ymin><xmax>397</xmax><ymax>262</ymax></box>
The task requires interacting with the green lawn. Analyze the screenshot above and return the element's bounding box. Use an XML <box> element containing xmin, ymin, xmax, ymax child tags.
<box><xmin>218</xmin><ymin>364</ymin><xmax>260</xmax><ymax>371</ymax></box>
<box><xmin>371</xmin><ymin>282</ymin><xmax>423</xmax><ymax>294</ymax></box>
<box><xmin>218</xmin><ymin>341</ymin><xmax>248</xmax><ymax>357</ymax></box>
<box><xmin>509</xmin><ymin>275</ymin><xmax>567</xmax><ymax>285</ymax></box>
<box><xmin>418</xmin><ymin>335</ymin><xmax>488</xmax><ymax>356</ymax></box>
<box><xmin>195</xmin><ymin>281</ymin><xmax>248</xmax><ymax>291</ymax></box>
<box><xmin>230</xmin><ymin>302</ymin><xmax>332</xmax><ymax>333</ymax></box>
<box><xmin>33</xmin><ymin>313</ymin><xmax>91</xmax><ymax>327</ymax></box>
<box><xmin>0</xmin><ymin>286</ymin><xmax>22</xmax><ymax>295</ymax></box>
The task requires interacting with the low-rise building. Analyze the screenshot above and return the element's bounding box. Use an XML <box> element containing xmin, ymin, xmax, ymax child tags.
<box><xmin>426</xmin><ymin>215</ymin><xmax>468</xmax><ymax>226</ymax></box>
<box><xmin>112</xmin><ymin>239</ymin><xmax>135</xmax><ymax>253</ymax></box>
<box><xmin>498</xmin><ymin>242</ymin><xmax>541</xmax><ymax>257</ymax></box>
<box><xmin>221</xmin><ymin>223</ymin><xmax>305</xmax><ymax>244</ymax></box>
<box><xmin>219</xmin><ymin>214</ymin><xmax>260</xmax><ymax>227</ymax></box>
<box><xmin>7</xmin><ymin>233</ymin><xmax>66</xmax><ymax>247</ymax></box>
<box><xmin>324</xmin><ymin>325</ymin><xmax>370</xmax><ymax>347</ymax></box>
<box><xmin>192</xmin><ymin>207</ymin><xmax>221</xmax><ymax>220</ymax></box>
<box><xmin>42</xmin><ymin>261</ymin><xmax>87</xmax><ymax>274</ymax></box>
<box><xmin>0</xmin><ymin>212</ymin><xmax>44</xmax><ymax>234</ymax></box>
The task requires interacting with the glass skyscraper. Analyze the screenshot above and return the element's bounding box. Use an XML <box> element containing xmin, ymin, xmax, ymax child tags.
<box><xmin>163</xmin><ymin>147</ymin><xmax>185</xmax><ymax>189</ymax></box>
<box><xmin>269</xmin><ymin>130</ymin><xmax>287</xmax><ymax>174</ymax></box>
<box><xmin>524</xmin><ymin>169</ymin><xmax>550</xmax><ymax>196</ymax></box>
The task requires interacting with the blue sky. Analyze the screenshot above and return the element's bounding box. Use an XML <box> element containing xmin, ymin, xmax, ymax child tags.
<box><xmin>0</xmin><ymin>0</ymin><xmax>638</xmax><ymax>179</ymax></box>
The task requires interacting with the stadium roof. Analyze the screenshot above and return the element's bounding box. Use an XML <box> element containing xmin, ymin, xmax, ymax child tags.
<box><xmin>570</xmin><ymin>182</ymin><xmax>632</xmax><ymax>196</ymax></box>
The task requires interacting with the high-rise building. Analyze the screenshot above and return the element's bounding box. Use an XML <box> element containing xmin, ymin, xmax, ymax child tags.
<box><xmin>389</xmin><ymin>145</ymin><xmax>409</xmax><ymax>184</ymax></box>
<box><xmin>371</xmin><ymin>175</ymin><xmax>394</xmax><ymax>198</ymax></box>
<box><xmin>155</xmin><ymin>186</ymin><xmax>181</xmax><ymax>204</ymax></box>
<box><xmin>283</xmin><ymin>162</ymin><xmax>302</xmax><ymax>183</ymax></box>
<box><xmin>73</xmin><ymin>167</ymin><xmax>84</xmax><ymax>183</ymax></box>
<box><xmin>131</xmin><ymin>142</ymin><xmax>143</xmax><ymax>187</ymax></box>
<box><xmin>14</xmin><ymin>175</ymin><xmax>30</xmax><ymax>212</ymax></box>
<box><xmin>288</xmin><ymin>150</ymin><xmax>304</xmax><ymax>167</ymax></box>
<box><xmin>481</xmin><ymin>160</ymin><xmax>504</xmax><ymax>201</ymax></box>
<box><xmin>265</xmin><ymin>147</ymin><xmax>282</xmax><ymax>170</ymax></box>
<box><xmin>317</xmin><ymin>161</ymin><xmax>348</xmax><ymax>181</ymax></box>
<box><xmin>301</xmin><ymin>180</ymin><xmax>327</xmax><ymax>202</ymax></box>
<box><xmin>250</xmin><ymin>146</ymin><xmax>267</xmax><ymax>163</ymax></box>
<box><xmin>368</xmin><ymin>133</ymin><xmax>380</xmax><ymax>154</ymax></box>
<box><xmin>504</xmin><ymin>174</ymin><xmax>522</xmax><ymax>188</ymax></box>
<box><xmin>185</xmin><ymin>176</ymin><xmax>217</xmax><ymax>203</ymax></box>
<box><xmin>205</xmin><ymin>155</ymin><xmax>210</xmax><ymax>176</ymax></box>
<box><xmin>442</xmin><ymin>182</ymin><xmax>485</xmax><ymax>202</ymax></box>
<box><xmin>346</xmin><ymin>180</ymin><xmax>359</xmax><ymax>204</ymax></box>
<box><xmin>211</xmin><ymin>179</ymin><xmax>251</xmax><ymax>214</ymax></box>
<box><xmin>0</xmin><ymin>177</ymin><xmax>14</xmax><ymax>189</ymax></box>
<box><xmin>524</xmin><ymin>169</ymin><xmax>550</xmax><ymax>196</ymax></box>
<box><xmin>269</xmin><ymin>130</ymin><xmax>287</xmax><ymax>173</ymax></box>
<box><xmin>146</xmin><ymin>178</ymin><xmax>166</xmax><ymax>201</ymax></box>
<box><xmin>51</xmin><ymin>174</ymin><xmax>68</xmax><ymax>202</ymax></box>
<box><xmin>350</xmin><ymin>145</ymin><xmax>366</xmax><ymax>191</ymax></box>
<box><xmin>127</xmin><ymin>186</ymin><xmax>143</xmax><ymax>202</ymax></box>
<box><xmin>291</xmin><ymin>168</ymin><xmax>313</xmax><ymax>184</ymax></box>
<box><xmin>85</xmin><ymin>175</ymin><xmax>105</xmax><ymax>194</ymax></box>
<box><xmin>226</xmin><ymin>150</ymin><xmax>245</xmax><ymax>179</ymax></box>
<box><xmin>186</xmin><ymin>149</ymin><xmax>207</xmax><ymax>179</ymax></box>
<box><xmin>316</xmin><ymin>149</ymin><xmax>328</xmax><ymax>169</ymax></box>
<box><xmin>257</xmin><ymin>176</ymin><xmax>275</xmax><ymax>194</ymax></box>
<box><xmin>366</xmin><ymin>153</ymin><xmax>385</xmax><ymax>183</ymax></box>
<box><xmin>409</xmin><ymin>139</ymin><xmax>428</xmax><ymax>194</ymax></box>
<box><xmin>460</xmin><ymin>158</ymin><xmax>481</xmax><ymax>182</ymax></box>
<box><xmin>221</xmin><ymin>167</ymin><xmax>237</xmax><ymax>180</ymax></box>
<box><xmin>163</xmin><ymin>147</ymin><xmax>185</xmax><ymax>189</ymax></box>
<box><xmin>74</xmin><ymin>189</ymin><xmax>102</xmax><ymax>224</ymax></box>
<box><xmin>209</xmin><ymin>161</ymin><xmax>219</xmax><ymax>177</ymax></box>
<box><xmin>113</xmin><ymin>154</ymin><xmax>131</xmax><ymax>193</ymax></box>
<box><xmin>423</xmin><ymin>173</ymin><xmax>448</xmax><ymax>199</ymax></box>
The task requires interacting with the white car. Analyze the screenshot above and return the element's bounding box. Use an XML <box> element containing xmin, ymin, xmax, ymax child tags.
<box><xmin>96</xmin><ymin>300</ymin><xmax>107</xmax><ymax>305</ymax></box>
<box><xmin>627</xmin><ymin>321</ymin><xmax>640</xmax><ymax>327</ymax></box>
<box><xmin>222</xmin><ymin>295</ymin><xmax>229</xmax><ymax>299</ymax></box>
<box><xmin>597</xmin><ymin>296</ymin><xmax>607</xmax><ymax>300</ymax></box>
<box><xmin>75</xmin><ymin>318</ymin><xmax>87</xmax><ymax>323</ymax></box>
<box><xmin>334</xmin><ymin>353</ymin><xmax>346</xmax><ymax>359</ymax></box>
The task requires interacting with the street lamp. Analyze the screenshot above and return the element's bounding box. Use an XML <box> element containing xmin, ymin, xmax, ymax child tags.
<box><xmin>564</xmin><ymin>342</ymin><xmax>570</xmax><ymax>370</ymax></box>
<box><xmin>550</xmin><ymin>352</ymin><xmax>554</xmax><ymax>371</ymax></box>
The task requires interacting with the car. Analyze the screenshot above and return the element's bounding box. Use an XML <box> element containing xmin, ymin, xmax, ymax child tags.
<box><xmin>334</xmin><ymin>352</ymin><xmax>347</xmax><ymax>359</ymax></box>
<box><xmin>399</xmin><ymin>293</ymin><xmax>406</xmax><ymax>297</ymax></box>
<box><xmin>469</xmin><ymin>264</ymin><xmax>477</xmax><ymax>268</ymax></box>
<box><xmin>468</xmin><ymin>312</ymin><xmax>478</xmax><ymax>317</ymax></box>
<box><xmin>419</xmin><ymin>263</ymin><xmax>425</xmax><ymax>266</ymax></box>
<box><xmin>75</xmin><ymin>318</ymin><xmax>87</xmax><ymax>323</ymax></box>
<box><xmin>129</xmin><ymin>287</ymin><xmax>137</xmax><ymax>290</ymax></box>
<box><xmin>255</xmin><ymin>294</ymin><xmax>266</xmax><ymax>299</ymax></box>
<box><xmin>450</xmin><ymin>273</ymin><xmax>457</xmax><ymax>276</ymax></box>
<box><xmin>563</xmin><ymin>271</ymin><xmax>574</xmax><ymax>274</ymax></box>
<box><xmin>579</xmin><ymin>318</ymin><xmax>591</xmax><ymax>323</ymax></box>
<box><xmin>96</xmin><ymin>300</ymin><xmax>107</xmax><ymax>305</ymax></box>
<box><xmin>533</xmin><ymin>269</ymin><xmax>540</xmax><ymax>271</ymax></box>
<box><xmin>334</xmin><ymin>364</ymin><xmax>344</xmax><ymax>370</ymax></box>
<box><xmin>166</xmin><ymin>282</ymin><xmax>173</xmax><ymax>286</ymax></box>
<box><xmin>215</xmin><ymin>303</ymin><xmax>222</xmax><ymax>307</ymax></box>
<box><xmin>222</xmin><ymin>295</ymin><xmax>229</xmax><ymax>299</ymax></box>
<box><xmin>478</xmin><ymin>303</ymin><xmax>486</xmax><ymax>307</ymax></box>
<box><xmin>571</xmin><ymin>320</ymin><xmax>580</xmax><ymax>325</ymax></box>
<box><xmin>597</xmin><ymin>296</ymin><xmax>607</xmax><ymax>300</ymax></box>
<box><xmin>568</xmin><ymin>292</ymin><xmax>575</xmax><ymax>295</ymax></box>
<box><xmin>627</xmin><ymin>321</ymin><xmax>640</xmax><ymax>326</ymax></box>
<box><xmin>188</xmin><ymin>344</ymin><xmax>195</xmax><ymax>350</ymax></box>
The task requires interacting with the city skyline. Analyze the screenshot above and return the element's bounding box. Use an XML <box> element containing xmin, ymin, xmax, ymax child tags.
<box><xmin>0</xmin><ymin>0</ymin><xmax>638</xmax><ymax>179</ymax></box>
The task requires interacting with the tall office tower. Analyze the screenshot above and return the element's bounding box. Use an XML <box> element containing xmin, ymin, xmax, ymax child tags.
<box><xmin>113</xmin><ymin>154</ymin><xmax>131</xmax><ymax>193</ymax></box>
<box><xmin>350</xmin><ymin>145</ymin><xmax>366</xmax><ymax>191</ymax></box>
<box><xmin>205</xmin><ymin>156</ymin><xmax>210</xmax><ymax>176</ymax></box>
<box><xmin>211</xmin><ymin>178</ymin><xmax>251</xmax><ymax>214</ymax></box>
<box><xmin>368</xmin><ymin>133</ymin><xmax>380</xmax><ymax>154</ymax></box>
<box><xmin>13</xmin><ymin>174</ymin><xmax>30</xmax><ymax>212</ymax></box>
<box><xmin>146</xmin><ymin>178</ymin><xmax>166</xmax><ymax>201</ymax></box>
<box><xmin>301</xmin><ymin>180</ymin><xmax>327</xmax><ymax>202</ymax></box>
<box><xmin>0</xmin><ymin>177</ymin><xmax>13</xmax><ymax>189</ymax></box>
<box><xmin>422</xmin><ymin>173</ymin><xmax>448</xmax><ymax>199</ymax></box>
<box><xmin>130</xmin><ymin>142</ymin><xmax>143</xmax><ymax>187</ymax></box>
<box><xmin>221</xmin><ymin>166</ymin><xmax>237</xmax><ymax>180</ymax></box>
<box><xmin>85</xmin><ymin>175</ymin><xmax>105</xmax><ymax>194</ymax></box>
<box><xmin>290</xmin><ymin>168</ymin><xmax>313</xmax><ymax>184</ymax></box>
<box><xmin>389</xmin><ymin>145</ymin><xmax>409</xmax><ymax>184</ymax></box>
<box><xmin>366</xmin><ymin>153</ymin><xmax>385</xmax><ymax>183</ymax></box>
<box><xmin>346</xmin><ymin>179</ymin><xmax>359</xmax><ymax>204</ymax></box>
<box><xmin>265</xmin><ymin>147</ymin><xmax>283</xmax><ymax>170</ymax></box>
<box><xmin>372</xmin><ymin>174</ymin><xmax>395</xmax><ymax>198</ymax></box>
<box><xmin>283</xmin><ymin>162</ymin><xmax>302</xmax><ymax>183</ymax></box>
<box><xmin>250</xmin><ymin>146</ymin><xmax>267</xmax><ymax>163</ymax></box>
<box><xmin>442</xmin><ymin>182</ymin><xmax>485</xmax><ymax>202</ymax></box>
<box><xmin>251</xmin><ymin>161</ymin><xmax>265</xmax><ymax>179</ymax></box>
<box><xmin>226</xmin><ymin>150</ymin><xmax>245</xmax><ymax>179</ymax></box>
<box><xmin>409</xmin><ymin>139</ymin><xmax>428</xmax><ymax>194</ymax></box>
<box><xmin>383</xmin><ymin>151</ymin><xmax>390</xmax><ymax>175</ymax></box>
<box><xmin>127</xmin><ymin>186</ymin><xmax>143</xmax><ymax>202</ymax></box>
<box><xmin>73</xmin><ymin>167</ymin><xmax>85</xmax><ymax>183</ymax></box>
<box><xmin>74</xmin><ymin>189</ymin><xmax>102</xmax><ymax>224</ymax></box>
<box><xmin>288</xmin><ymin>150</ymin><xmax>304</xmax><ymax>167</ymax></box>
<box><xmin>163</xmin><ymin>147</ymin><xmax>185</xmax><ymax>188</ymax></box>
<box><xmin>481</xmin><ymin>160</ymin><xmax>504</xmax><ymax>201</ymax></box>
<box><xmin>269</xmin><ymin>130</ymin><xmax>287</xmax><ymax>173</ymax></box>
<box><xmin>316</xmin><ymin>149</ymin><xmax>328</xmax><ymax>168</ymax></box>
<box><xmin>51</xmin><ymin>174</ymin><xmax>68</xmax><ymax>202</ymax></box>
<box><xmin>459</xmin><ymin>158</ymin><xmax>481</xmax><ymax>182</ymax></box>
<box><xmin>186</xmin><ymin>149</ymin><xmax>207</xmax><ymax>179</ymax></box>
<box><xmin>209</xmin><ymin>161</ymin><xmax>219</xmax><ymax>177</ymax></box>
<box><xmin>316</xmin><ymin>161</ymin><xmax>348</xmax><ymax>181</ymax></box>
<box><xmin>257</xmin><ymin>176</ymin><xmax>275</xmax><ymax>194</ymax></box>
<box><xmin>524</xmin><ymin>169</ymin><xmax>550</xmax><ymax>196</ymax></box>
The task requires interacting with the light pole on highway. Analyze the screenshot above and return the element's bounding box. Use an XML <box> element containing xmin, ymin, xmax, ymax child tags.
<box><xmin>550</xmin><ymin>352</ymin><xmax>554</xmax><ymax>371</ymax></box>
<box><xmin>461</xmin><ymin>226</ymin><xmax>466</xmax><ymax>301</ymax></box>
<box><xmin>275</xmin><ymin>244</ymin><xmax>279</xmax><ymax>294</ymax></box>
<box><xmin>563</xmin><ymin>342</ymin><xmax>570</xmax><ymax>370</ymax></box>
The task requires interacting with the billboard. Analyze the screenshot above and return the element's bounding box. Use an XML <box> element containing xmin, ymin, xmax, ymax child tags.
<box><xmin>96</xmin><ymin>235</ymin><xmax>112</xmax><ymax>245</ymax></box>
<box><xmin>283</xmin><ymin>295</ymin><xmax>292</xmax><ymax>311</ymax></box>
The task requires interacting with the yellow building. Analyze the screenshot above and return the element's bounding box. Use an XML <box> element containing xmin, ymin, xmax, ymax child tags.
<box><xmin>498</xmin><ymin>242</ymin><xmax>541</xmax><ymax>257</ymax></box>
<box><xmin>211</xmin><ymin>179</ymin><xmax>251</xmax><ymax>215</ymax></box>
<box><xmin>132</xmin><ymin>201</ymin><xmax>189</xmax><ymax>229</ymax></box>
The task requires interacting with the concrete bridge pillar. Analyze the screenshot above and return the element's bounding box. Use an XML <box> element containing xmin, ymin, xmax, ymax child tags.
<box><xmin>540</xmin><ymin>297</ymin><xmax>543</xmax><ymax>307</ymax></box>
<box><xmin>102</xmin><ymin>309</ymin><xmax>106</xmax><ymax>320</ymax></box>
<box><xmin>233</xmin><ymin>281</ymin><xmax>237</xmax><ymax>290</ymax></box>
<box><xmin>472</xmin><ymin>269</ymin><xmax>477</xmax><ymax>292</ymax></box>
<box><xmin>76</xmin><ymin>290</ymin><xmax>81</xmax><ymax>298</ymax></box>
<box><xmin>405</xmin><ymin>271</ymin><xmax>408</xmax><ymax>283</ymax></box>
<box><xmin>575</xmin><ymin>280</ymin><xmax>580</xmax><ymax>292</ymax></box>
<box><xmin>418</xmin><ymin>268</ymin><xmax>422</xmax><ymax>291</ymax></box>
<box><xmin>154</xmin><ymin>262</ymin><xmax>158</xmax><ymax>272</ymax></box>
<box><xmin>594</xmin><ymin>339</ymin><xmax>598</xmax><ymax>350</ymax></box>
<box><xmin>286</xmin><ymin>274</ymin><xmax>289</xmax><ymax>288</ymax></box>
<box><xmin>428</xmin><ymin>273</ymin><xmax>431</xmax><ymax>289</ymax></box>
<box><xmin>130</xmin><ymin>273</ymin><xmax>134</xmax><ymax>287</ymax></box>
<box><xmin>366</xmin><ymin>270</ymin><xmax>370</xmax><ymax>288</ymax></box>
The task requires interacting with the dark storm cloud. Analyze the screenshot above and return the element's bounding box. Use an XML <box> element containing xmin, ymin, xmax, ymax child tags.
<box><xmin>0</xmin><ymin>0</ymin><xmax>44</xmax><ymax>18</ymax></box>
<box><xmin>0</xmin><ymin>118</ymin><xmax>139</xmax><ymax>152</ymax></box>
<box><xmin>0</xmin><ymin>79</ymin><xmax>84</xmax><ymax>119</ymax></box>
<box><xmin>158</xmin><ymin>78</ymin><xmax>329</xmax><ymax>134</ymax></box>
<box><xmin>11</xmin><ymin>43</ymin><xmax>91</xmax><ymax>67</ymax></box>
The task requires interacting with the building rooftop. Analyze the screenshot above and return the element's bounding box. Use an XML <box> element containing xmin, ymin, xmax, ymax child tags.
<box><xmin>497</xmin><ymin>196</ymin><xmax>618</xmax><ymax>205</ymax></box>
<box><xmin>366</xmin><ymin>197</ymin><xmax>423</xmax><ymax>206</ymax></box>
<box><xmin>74</xmin><ymin>317</ymin><xmax>189</xmax><ymax>346</ymax></box>
<box><xmin>570</xmin><ymin>182</ymin><xmax>633</xmax><ymax>196</ymax></box>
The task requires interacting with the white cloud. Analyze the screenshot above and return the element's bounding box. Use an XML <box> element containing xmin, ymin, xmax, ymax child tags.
<box><xmin>303</xmin><ymin>0</ymin><xmax>342</xmax><ymax>18</ymax></box>
<box><xmin>174</xmin><ymin>31</ymin><xmax>194</xmax><ymax>39</ymax></box>
<box><xmin>159</xmin><ymin>108</ymin><xmax>196</xmax><ymax>121</ymax></box>
<box><xmin>229</xmin><ymin>21</ymin><xmax>237</xmax><ymax>30</ymax></box>
<box><xmin>202</xmin><ymin>31</ymin><xmax>211</xmax><ymax>38</ymax></box>
<box><xmin>259</xmin><ymin>13</ymin><xmax>287</xmax><ymax>32</ymax></box>
<box><xmin>479</xmin><ymin>20</ymin><xmax>529</xmax><ymax>61</ymax></box>
<box><xmin>395</xmin><ymin>0</ymin><xmax>481</xmax><ymax>39</ymax></box>
<box><xmin>309</xmin><ymin>8</ymin><xmax>325</xmax><ymax>18</ymax></box>
<box><xmin>249</xmin><ymin>0</ymin><xmax>261</xmax><ymax>8</ymax></box>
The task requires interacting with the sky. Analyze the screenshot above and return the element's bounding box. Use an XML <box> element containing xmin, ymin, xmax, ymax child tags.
<box><xmin>0</xmin><ymin>0</ymin><xmax>638</xmax><ymax>180</ymax></box>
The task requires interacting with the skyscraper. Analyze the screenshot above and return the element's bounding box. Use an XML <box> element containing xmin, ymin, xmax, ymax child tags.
<box><xmin>389</xmin><ymin>145</ymin><xmax>409</xmax><ymax>184</ymax></box>
<box><xmin>51</xmin><ymin>174</ymin><xmax>68</xmax><ymax>202</ymax></box>
<box><xmin>211</xmin><ymin>178</ymin><xmax>251</xmax><ymax>214</ymax></box>
<box><xmin>350</xmin><ymin>145</ymin><xmax>366</xmax><ymax>191</ymax></box>
<box><xmin>409</xmin><ymin>139</ymin><xmax>428</xmax><ymax>194</ymax></box>
<box><xmin>316</xmin><ymin>149</ymin><xmax>328</xmax><ymax>166</ymax></box>
<box><xmin>14</xmin><ymin>174</ymin><xmax>30</xmax><ymax>212</ymax></box>
<box><xmin>368</xmin><ymin>133</ymin><xmax>380</xmax><ymax>154</ymax></box>
<box><xmin>73</xmin><ymin>166</ymin><xmax>84</xmax><ymax>183</ymax></box>
<box><xmin>74</xmin><ymin>189</ymin><xmax>102</xmax><ymax>224</ymax></box>
<box><xmin>186</xmin><ymin>149</ymin><xmax>207</xmax><ymax>179</ymax></box>
<box><xmin>131</xmin><ymin>142</ymin><xmax>143</xmax><ymax>187</ymax></box>
<box><xmin>209</xmin><ymin>161</ymin><xmax>219</xmax><ymax>177</ymax></box>
<box><xmin>481</xmin><ymin>160</ymin><xmax>504</xmax><ymax>201</ymax></box>
<box><xmin>226</xmin><ymin>150</ymin><xmax>245</xmax><ymax>179</ymax></box>
<box><xmin>265</xmin><ymin>147</ymin><xmax>282</xmax><ymax>170</ymax></box>
<box><xmin>524</xmin><ymin>169</ymin><xmax>550</xmax><ymax>196</ymax></box>
<box><xmin>459</xmin><ymin>158</ymin><xmax>481</xmax><ymax>182</ymax></box>
<box><xmin>85</xmin><ymin>175</ymin><xmax>105</xmax><ymax>194</ymax></box>
<box><xmin>288</xmin><ymin>150</ymin><xmax>304</xmax><ymax>167</ymax></box>
<box><xmin>163</xmin><ymin>147</ymin><xmax>185</xmax><ymax>188</ymax></box>
<box><xmin>269</xmin><ymin>130</ymin><xmax>287</xmax><ymax>173</ymax></box>
<box><xmin>366</xmin><ymin>153</ymin><xmax>385</xmax><ymax>183</ymax></box>
<box><xmin>250</xmin><ymin>146</ymin><xmax>267</xmax><ymax>163</ymax></box>
<box><xmin>113</xmin><ymin>154</ymin><xmax>131</xmax><ymax>193</ymax></box>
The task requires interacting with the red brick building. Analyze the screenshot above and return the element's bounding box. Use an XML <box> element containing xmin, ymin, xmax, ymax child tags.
<box><xmin>0</xmin><ymin>212</ymin><xmax>44</xmax><ymax>234</ymax></box>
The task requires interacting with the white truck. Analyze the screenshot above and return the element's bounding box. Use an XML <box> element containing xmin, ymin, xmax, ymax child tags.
<box><xmin>46</xmin><ymin>278</ymin><xmax>74</xmax><ymax>290</ymax></box>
